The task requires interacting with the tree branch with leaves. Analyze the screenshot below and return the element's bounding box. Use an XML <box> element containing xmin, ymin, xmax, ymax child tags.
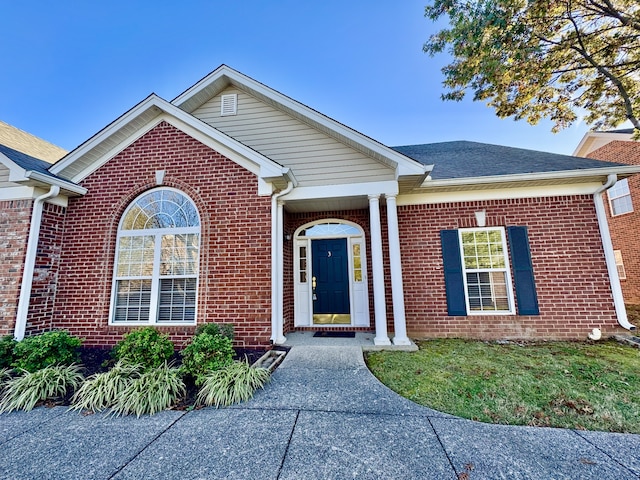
<box><xmin>424</xmin><ymin>0</ymin><xmax>640</xmax><ymax>135</ymax></box>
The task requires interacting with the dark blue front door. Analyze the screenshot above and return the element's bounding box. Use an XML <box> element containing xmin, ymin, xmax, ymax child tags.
<box><xmin>312</xmin><ymin>238</ymin><xmax>350</xmax><ymax>315</ymax></box>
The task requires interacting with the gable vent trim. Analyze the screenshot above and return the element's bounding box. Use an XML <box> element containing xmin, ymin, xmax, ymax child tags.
<box><xmin>221</xmin><ymin>93</ymin><xmax>237</xmax><ymax>116</ymax></box>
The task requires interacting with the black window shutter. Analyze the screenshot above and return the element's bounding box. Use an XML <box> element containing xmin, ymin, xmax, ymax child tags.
<box><xmin>507</xmin><ymin>226</ymin><xmax>540</xmax><ymax>315</ymax></box>
<box><xmin>440</xmin><ymin>230</ymin><xmax>467</xmax><ymax>316</ymax></box>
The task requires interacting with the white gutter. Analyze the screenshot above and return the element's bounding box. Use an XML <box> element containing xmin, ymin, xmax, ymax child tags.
<box><xmin>421</xmin><ymin>165</ymin><xmax>640</xmax><ymax>188</ymax></box>
<box><xmin>14</xmin><ymin>185</ymin><xmax>61</xmax><ymax>340</ymax></box>
<box><xmin>593</xmin><ymin>174</ymin><xmax>636</xmax><ymax>331</ymax></box>
<box><xmin>270</xmin><ymin>181</ymin><xmax>294</xmax><ymax>344</ymax></box>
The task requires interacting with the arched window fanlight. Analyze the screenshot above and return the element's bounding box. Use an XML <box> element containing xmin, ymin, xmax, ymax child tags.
<box><xmin>111</xmin><ymin>188</ymin><xmax>200</xmax><ymax>324</ymax></box>
<box><xmin>298</xmin><ymin>222</ymin><xmax>361</xmax><ymax>237</ymax></box>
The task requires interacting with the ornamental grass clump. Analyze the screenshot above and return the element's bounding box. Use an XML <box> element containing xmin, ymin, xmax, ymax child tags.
<box><xmin>70</xmin><ymin>361</ymin><xmax>142</xmax><ymax>413</ymax></box>
<box><xmin>111</xmin><ymin>362</ymin><xmax>185</xmax><ymax>417</ymax></box>
<box><xmin>0</xmin><ymin>364</ymin><xmax>84</xmax><ymax>413</ymax></box>
<box><xmin>197</xmin><ymin>360</ymin><xmax>270</xmax><ymax>408</ymax></box>
<box><xmin>112</xmin><ymin>327</ymin><xmax>175</xmax><ymax>371</ymax></box>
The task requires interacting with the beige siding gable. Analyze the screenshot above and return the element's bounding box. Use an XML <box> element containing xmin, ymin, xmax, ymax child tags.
<box><xmin>0</xmin><ymin>163</ymin><xmax>11</xmax><ymax>186</ymax></box>
<box><xmin>192</xmin><ymin>87</ymin><xmax>394</xmax><ymax>186</ymax></box>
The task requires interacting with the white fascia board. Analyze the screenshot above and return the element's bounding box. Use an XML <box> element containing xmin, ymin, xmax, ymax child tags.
<box><xmin>573</xmin><ymin>131</ymin><xmax>634</xmax><ymax>157</ymax></box>
<box><xmin>24</xmin><ymin>171</ymin><xmax>87</xmax><ymax>195</ymax></box>
<box><xmin>282</xmin><ymin>180</ymin><xmax>399</xmax><ymax>202</ymax></box>
<box><xmin>0</xmin><ymin>185</ymin><xmax>68</xmax><ymax>206</ymax></box>
<box><xmin>52</xmin><ymin>94</ymin><xmax>288</xmax><ymax>185</ymax></box>
<box><xmin>173</xmin><ymin>66</ymin><xmax>428</xmax><ymax>177</ymax></box>
<box><xmin>397</xmin><ymin>182</ymin><xmax>605</xmax><ymax>206</ymax></box>
<box><xmin>50</xmin><ymin>95</ymin><xmax>164</xmax><ymax>176</ymax></box>
<box><xmin>421</xmin><ymin>165</ymin><xmax>640</xmax><ymax>189</ymax></box>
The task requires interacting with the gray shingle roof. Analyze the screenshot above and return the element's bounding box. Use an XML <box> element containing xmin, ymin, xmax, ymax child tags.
<box><xmin>391</xmin><ymin>141</ymin><xmax>628</xmax><ymax>180</ymax></box>
<box><xmin>0</xmin><ymin>144</ymin><xmax>54</xmax><ymax>174</ymax></box>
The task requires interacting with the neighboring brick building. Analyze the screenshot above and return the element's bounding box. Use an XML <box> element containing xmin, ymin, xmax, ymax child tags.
<box><xmin>574</xmin><ymin>130</ymin><xmax>640</xmax><ymax>304</ymax></box>
<box><xmin>2</xmin><ymin>66</ymin><xmax>639</xmax><ymax>348</ymax></box>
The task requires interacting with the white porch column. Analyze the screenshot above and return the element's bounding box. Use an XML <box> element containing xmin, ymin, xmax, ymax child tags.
<box><xmin>385</xmin><ymin>194</ymin><xmax>411</xmax><ymax>345</ymax></box>
<box><xmin>368</xmin><ymin>194</ymin><xmax>391</xmax><ymax>345</ymax></box>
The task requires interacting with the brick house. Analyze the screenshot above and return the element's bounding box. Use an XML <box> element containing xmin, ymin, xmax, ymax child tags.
<box><xmin>574</xmin><ymin>129</ymin><xmax>640</xmax><ymax>304</ymax></box>
<box><xmin>1</xmin><ymin>65</ymin><xmax>639</xmax><ymax>348</ymax></box>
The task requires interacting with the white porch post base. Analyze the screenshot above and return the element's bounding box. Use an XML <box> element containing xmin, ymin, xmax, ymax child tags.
<box><xmin>369</xmin><ymin>194</ymin><xmax>391</xmax><ymax>345</ymax></box>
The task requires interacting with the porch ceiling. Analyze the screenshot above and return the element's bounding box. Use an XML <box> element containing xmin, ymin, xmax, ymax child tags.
<box><xmin>284</xmin><ymin>195</ymin><xmax>370</xmax><ymax>213</ymax></box>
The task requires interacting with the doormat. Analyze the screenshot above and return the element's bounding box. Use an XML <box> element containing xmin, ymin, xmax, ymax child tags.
<box><xmin>313</xmin><ymin>331</ymin><xmax>356</xmax><ymax>338</ymax></box>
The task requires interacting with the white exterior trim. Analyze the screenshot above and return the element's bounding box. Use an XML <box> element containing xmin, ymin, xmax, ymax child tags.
<box><xmin>292</xmin><ymin>219</ymin><xmax>370</xmax><ymax>328</ymax></box>
<box><xmin>397</xmin><ymin>182</ymin><xmax>607</xmax><ymax>206</ymax></box>
<box><xmin>14</xmin><ymin>186</ymin><xmax>60</xmax><ymax>340</ymax></box>
<box><xmin>108</xmin><ymin>187</ymin><xmax>201</xmax><ymax>326</ymax></box>
<box><xmin>172</xmin><ymin>65</ymin><xmax>430</xmax><ymax>178</ymax></box>
<box><xmin>282</xmin><ymin>180</ymin><xmax>399</xmax><ymax>202</ymax></box>
<box><xmin>0</xmin><ymin>186</ymin><xmax>67</xmax><ymax>206</ymax></box>
<box><xmin>369</xmin><ymin>194</ymin><xmax>391</xmax><ymax>345</ymax></box>
<box><xmin>51</xmin><ymin>95</ymin><xmax>288</xmax><ymax>186</ymax></box>
<box><xmin>386</xmin><ymin>194</ymin><xmax>410</xmax><ymax>345</ymax></box>
<box><xmin>593</xmin><ymin>175</ymin><xmax>636</xmax><ymax>330</ymax></box>
<box><xmin>458</xmin><ymin>227</ymin><xmax>515</xmax><ymax>316</ymax></box>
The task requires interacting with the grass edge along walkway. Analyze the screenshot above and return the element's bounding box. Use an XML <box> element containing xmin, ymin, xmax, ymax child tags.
<box><xmin>365</xmin><ymin>339</ymin><xmax>640</xmax><ymax>434</ymax></box>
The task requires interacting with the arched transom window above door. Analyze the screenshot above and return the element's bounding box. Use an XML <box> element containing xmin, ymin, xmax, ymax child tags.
<box><xmin>110</xmin><ymin>188</ymin><xmax>200</xmax><ymax>325</ymax></box>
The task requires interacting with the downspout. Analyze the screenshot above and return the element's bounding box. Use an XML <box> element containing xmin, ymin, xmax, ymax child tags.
<box><xmin>14</xmin><ymin>186</ymin><xmax>61</xmax><ymax>340</ymax></box>
<box><xmin>270</xmin><ymin>181</ymin><xmax>294</xmax><ymax>344</ymax></box>
<box><xmin>594</xmin><ymin>174</ymin><xmax>636</xmax><ymax>331</ymax></box>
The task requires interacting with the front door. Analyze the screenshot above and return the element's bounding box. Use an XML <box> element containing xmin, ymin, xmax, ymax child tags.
<box><xmin>312</xmin><ymin>238</ymin><xmax>350</xmax><ymax>324</ymax></box>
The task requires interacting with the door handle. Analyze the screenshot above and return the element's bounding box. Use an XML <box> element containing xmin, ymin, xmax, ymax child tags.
<box><xmin>312</xmin><ymin>276</ymin><xmax>317</xmax><ymax>300</ymax></box>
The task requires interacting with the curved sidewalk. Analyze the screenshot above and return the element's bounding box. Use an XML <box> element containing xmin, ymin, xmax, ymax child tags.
<box><xmin>0</xmin><ymin>346</ymin><xmax>638</xmax><ymax>479</ymax></box>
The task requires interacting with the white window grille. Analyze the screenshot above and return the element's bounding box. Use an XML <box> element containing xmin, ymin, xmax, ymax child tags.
<box><xmin>608</xmin><ymin>179</ymin><xmax>633</xmax><ymax>216</ymax></box>
<box><xmin>459</xmin><ymin>227</ymin><xmax>514</xmax><ymax>314</ymax></box>
<box><xmin>110</xmin><ymin>188</ymin><xmax>200</xmax><ymax>325</ymax></box>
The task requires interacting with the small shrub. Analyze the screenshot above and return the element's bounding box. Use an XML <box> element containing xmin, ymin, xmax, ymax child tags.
<box><xmin>180</xmin><ymin>333</ymin><xmax>234</xmax><ymax>385</ymax></box>
<box><xmin>12</xmin><ymin>331</ymin><xmax>82</xmax><ymax>373</ymax></box>
<box><xmin>0</xmin><ymin>364</ymin><xmax>84</xmax><ymax>413</ymax></box>
<box><xmin>197</xmin><ymin>361</ymin><xmax>270</xmax><ymax>407</ymax></box>
<box><xmin>70</xmin><ymin>361</ymin><xmax>142</xmax><ymax>413</ymax></box>
<box><xmin>0</xmin><ymin>336</ymin><xmax>17</xmax><ymax>369</ymax></box>
<box><xmin>111</xmin><ymin>362</ymin><xmax>185</xmax><ymax>417</ymax></box>
<box><xmin>112</xmin><ymin>327</ymin><xmax>174</xmax><ymax>370</ymax></box>
<box><xmin>195</xmin><ymin>323</ymin><xmax>234</xmax><ymax>341</ymax></box>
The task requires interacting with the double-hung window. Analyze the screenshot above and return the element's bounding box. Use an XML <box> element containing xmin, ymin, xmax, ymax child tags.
<box><xmin>441</xmin><ymin>226</ymin><xmax>538</xmax><ymax>316</ymax></box>
<box><xmin>459</xmin><ymin>228</ymin><xmax>514</xmax><ymax>314</ymax></box>
<box><xmin>110</xmin><ymin>188</ymin><xmax>200</xmax><ymax>325</ymax></box>
<box><xmin>608</xmin><ymin>179</ymin><xmax>633</xmax><ymax>216</ymax></box>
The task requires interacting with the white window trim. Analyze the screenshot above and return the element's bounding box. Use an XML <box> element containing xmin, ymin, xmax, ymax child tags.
<box><xmin>608</xmin><ymin>178</ymin><xmax>633</xmax><ymax>216</ymax></box>
<box><xmin>109</xmin><ymin>187</ymin><xmax>200</xmax><ymax>326</ymax></box>
<box><xmin>614</xmin><ymin>250</ymin><xmax>627</xmax><ymax>280</ymax></box>
<box><xmin>459</xmin><ymin>226</ymin><xmax>515</xmax><ymax>315</ymax></box>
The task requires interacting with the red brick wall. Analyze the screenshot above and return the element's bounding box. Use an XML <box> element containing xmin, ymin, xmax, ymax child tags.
<box><xmin>398</xmin><ymin>196</ymin><xmax>620</xmax><ymax>340</ymax></box>
<box><xmin>0</xmin><ymin>199</ymin><xmax>32</xmax><ymax>335</ymax></box>
<box><xmin>25</xmin><ymin>203</ymin><xmax>66</xmax><ymax>335</ymax></box>
<box><xmin>52</xmin><ymin>121</ymin><xmax>273</xmax><ymax>348</ymax></box>
<box><xmin>587</xmin><ymin>141</ymin><xmax>640</xmax><ymax>304</ymax></box>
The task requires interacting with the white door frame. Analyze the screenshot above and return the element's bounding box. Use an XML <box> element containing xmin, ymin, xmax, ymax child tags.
<box><xmin>293</xmin><ymin>219</ymin><xmax>370</xmax><ymax>327</ymax></box>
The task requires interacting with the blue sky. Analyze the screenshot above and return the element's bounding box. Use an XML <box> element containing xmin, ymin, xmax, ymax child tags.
<box><xmin>1</xmin><ymin>1</ymin><xmax>594</xmax><ymax>155</ymax></box>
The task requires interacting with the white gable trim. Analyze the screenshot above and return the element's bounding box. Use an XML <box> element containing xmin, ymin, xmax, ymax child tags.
<box><xmin>50</xmin><ymin>95</ymin><xmax>288</xmax><ymax>185</ymax></box>
<box><xmin>573</xmin><ymin>130</ymin><xmax>634</xmax><ymax>157</ymax></box>
<box><xmin>173</xmin><ymin>65</ymin><xmax>431</xmax><ymax>178</ymax></box>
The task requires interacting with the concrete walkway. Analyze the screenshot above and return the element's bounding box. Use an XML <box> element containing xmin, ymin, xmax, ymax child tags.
<box><xmin>0</xmin><ymin>346</ymin><xmax>639</xmax><ymax>479</ymax></box>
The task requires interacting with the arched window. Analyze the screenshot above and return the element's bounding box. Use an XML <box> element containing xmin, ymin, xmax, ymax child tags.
<box><xmin>110</xmin><ymin>188</ymin><xmax>200</xmax><ymax>324</ymax></box>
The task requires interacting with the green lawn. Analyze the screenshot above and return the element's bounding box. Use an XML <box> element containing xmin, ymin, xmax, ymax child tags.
<box><xmin>365</xmin><ymin>339</ymin><xmax>640</xmax><ymax>433</ymax></box>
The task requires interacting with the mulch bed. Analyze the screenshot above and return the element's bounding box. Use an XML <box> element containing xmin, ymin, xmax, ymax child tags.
<box><xmin>46</xmin><ymin>346</ymin><xmax>269</xmax><ymax>410</ymax></box>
